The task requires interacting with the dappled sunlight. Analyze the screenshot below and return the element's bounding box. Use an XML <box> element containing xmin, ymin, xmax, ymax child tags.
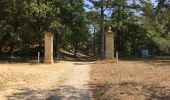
<box><xmin>89</xmin><ymin>82</ymin><xmax>170</xmax><ymax>100</ymax></box>
<box><xmin>6</xmin><ymin>86</ymin><xmax>92</xmax><ymax>100</ymax></box>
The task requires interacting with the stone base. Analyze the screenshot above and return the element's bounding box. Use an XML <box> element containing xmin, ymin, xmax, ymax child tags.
<box><xmin>44</xmin><ymin>59</ymin><xmax>54</xmax><ymax>64</ymax></box>
<box><xmin>98</xmin><ymin>58</ymin><xmax>116</xmax><ymax>64</ymax></box>
<box><xmin>104</xmin><ymin>58</ymin><xmax>115</xmax><ymax>61</ymax></box>
<box><xmin>105</xmin><ymin>57</ymin><xmax>114</xmax><ymax>60</ymax></box>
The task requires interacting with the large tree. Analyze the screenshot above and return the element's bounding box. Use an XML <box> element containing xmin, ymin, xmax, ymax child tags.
<box><xmin>0</xmin><ymin>0</ymin><xmax>92</xmax><ymax>58</ymax></box>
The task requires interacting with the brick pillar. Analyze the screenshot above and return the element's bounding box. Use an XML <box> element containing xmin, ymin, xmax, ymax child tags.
<box><xmin>44</xmin><ymin>32</ymin><xmax>54</xmax><ymax>64</ymax></box>
<box><xmin>105</xmin><ymin>27</ymin><xmax>114</xmax><ymax>60</ymax></box>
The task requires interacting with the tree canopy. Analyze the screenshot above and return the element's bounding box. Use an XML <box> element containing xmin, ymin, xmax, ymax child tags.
<box><xmin>0</xmin><ymin>0</ymin><xmax>169</xmax><ymax>58</ymax></box>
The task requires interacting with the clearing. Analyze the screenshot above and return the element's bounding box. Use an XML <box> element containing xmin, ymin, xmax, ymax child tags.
<box><xmin>0</xmin><ymin>61</ymin><xmax>93</xmax><ymax>100</ymax></box>
<box><xmin>0</xmin><ymin>58</ymin><xmax>170</xmax><ymax>100</ymax></box>
<box><xmin>89</xmin><ymin>59</ymin><xmax>170</xmax><ymax>100</ymax></box>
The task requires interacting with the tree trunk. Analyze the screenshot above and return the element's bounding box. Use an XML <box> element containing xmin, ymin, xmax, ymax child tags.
<box><xmin>100</xmin><ymin>0</ymin><xmax>105</xmax><ymax>59</ymax></box>
<box><xmin>56</xmin><ymin>33</ymin><xmax>60</xmax><ymax>59</ymax></box>
<box><xmin>121</xmin><ymin>30</ymin><xmax>124</xmax><ymax>55</ymax></box>
<box><xmin>0</xmin><ymin>43</ymin><xmax>2</xmax><ymax>57</ymax></box>
<box><xmin>38</xmin><ymin>41</ymin><xmax>42</xmax><ymax>57</ymax></box>
<box><xmin>117</xmin><ymin>30</ymin><xmax>121</xmax><ymax>55</ymax></box>
<box><xmin>93</xmin><ymin>28</ymin><xmax>96</xmax><ymax>57</ymax></box>
<box><xmin>0</xmin><ymin>43</ymin><xmax>2</xmax><ymax>53</ymax></box>
<box><xmin>10</xmin><ymin>42</ymin><xmax>14</xmax><ymax>58</ymax></box>
<box><xmin>74</xmin><ymin>43</ymin><xmax>78</xmax><ymax>57</ymax></box>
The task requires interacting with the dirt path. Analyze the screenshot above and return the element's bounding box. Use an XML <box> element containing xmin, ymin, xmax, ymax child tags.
<box><xmin>0</xmin><ymin>61</ymin><xmax>93</xmax><ymax>100</ymax></box>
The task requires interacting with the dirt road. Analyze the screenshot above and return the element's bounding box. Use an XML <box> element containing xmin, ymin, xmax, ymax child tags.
<box><xmin>0</xmin><ymin>61</ymin><xmax>93</xmax><ymax>100</ymax></box>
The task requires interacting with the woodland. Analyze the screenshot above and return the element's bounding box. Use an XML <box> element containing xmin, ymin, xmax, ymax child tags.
<box><xmin>0</xmin><ymin>0</ymin><xmax>169</xmax><ymax>59</ymax></box>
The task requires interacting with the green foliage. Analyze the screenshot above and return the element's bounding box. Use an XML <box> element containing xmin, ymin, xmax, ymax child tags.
<box><xmin>0</xmin><ymin>0</ymin><xmax>169</xmax><ymax>58</ymax></box>
<box><xmin>141</xmin><ymin>0</ymin><xmax>170</xmax><ymax>52</ymax></box>
<box><xmin>0</xmin><ymin>0</ymin><xmax>92</xmax><ymax>57</ymax></box>
<box><xmin>87</xmin><ymin>0</ymin><xmax>170</xmax><ymax>56</ymax></box>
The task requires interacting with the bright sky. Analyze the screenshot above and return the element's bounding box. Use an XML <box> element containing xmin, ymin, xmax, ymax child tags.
<box><xmin>84</xmin><ymin>0</ymin><xmax>158</xmax><ymax>12</ymax></box>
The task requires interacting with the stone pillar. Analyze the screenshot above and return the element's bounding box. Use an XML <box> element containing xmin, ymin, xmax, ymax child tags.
<box><xmin>105</xmin><ymin>27</ymin><xmax>114</xmax><ymax>60</ymax></box>
<box><xmin>44</xmin><ymin>32</ymin><xmax>54</xmax><ymax>64</ymax></box>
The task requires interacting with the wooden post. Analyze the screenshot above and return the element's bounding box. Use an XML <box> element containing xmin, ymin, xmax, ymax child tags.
<box><xmin>38</xmin><ymin>52</ymin><xmax>40</xmax><ymax>63</ymax></box>
<box><xmin>116</xmin><ymin>51</ymin><xmax>119</xmax><ymax>63</ymax></box>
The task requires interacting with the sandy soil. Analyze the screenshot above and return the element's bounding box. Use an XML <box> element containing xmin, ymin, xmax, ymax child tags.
<box><xmin>0</xmin><ymin>61</ymin><xmax>93</xmax><ymax>100</ymax></box>
<box><xmin>0</xmin><ymin>59</ymin><xmax>170</xmax><ymax>100</ymax></box>
<box><xmin>90</xmin><ymin>60</ymin><xmax>170</xmax><ymax>100</ymax></box>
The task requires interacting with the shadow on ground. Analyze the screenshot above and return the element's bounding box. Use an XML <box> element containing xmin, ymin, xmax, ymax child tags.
<box><xmin>0</xmin><ymin>55</ymin><xmax>95</xmax><ymax>64</ymax></box>
<box><xmin>143</xmin><ymin>59</ymin><xmax>170</xmax><ymax>67</ymax></box>
<box><xmin>121</xmin><ymin>57</ymin><xmax>170</xmax><ymax>67</ymax></box>
<box><xmin>6</xmin><ymin>82</ymin><xmax>170</xmax><ymax>100</ymax></box>
<box><xmin>89</xmin><ymin>81</ymin><xmax>170</xmax><ymax>100</ymax></box>
<box><xmin>73</xmin><ymin>62</ymin><xmax>95</xmax><ymax>65</ymax></box>
<box><xmin>6</xmin><ymin>86</ymin><xmax>92</xmax><ymax>100</ymax></box>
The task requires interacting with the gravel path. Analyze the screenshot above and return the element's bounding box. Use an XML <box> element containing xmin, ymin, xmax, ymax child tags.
<box><xmin>0</xmin><ymin>61</ymin><xmax>93</xmax><ymax>100</ymax></box>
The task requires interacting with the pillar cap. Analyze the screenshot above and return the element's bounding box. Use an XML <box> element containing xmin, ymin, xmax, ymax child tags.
<box><xmin>44</xmin><ymin>32</ymin><xmax>53</xmax><ymax>36</ymax></box>
<box><xmin>105</xmin><ymin>27</ymin><xmax>114</xmax><ymax>36</ymax></box>
<box><xmin>108</xmin><ymin>27</ymin><xmax>112</xmax><ymax>32</ymax></box>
